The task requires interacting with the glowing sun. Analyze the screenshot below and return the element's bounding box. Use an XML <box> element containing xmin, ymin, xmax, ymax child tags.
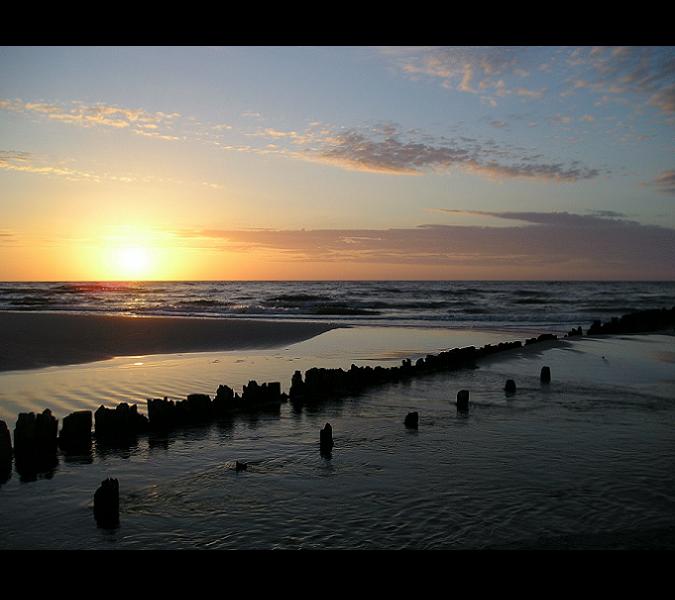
<box><xmin>115</xmin><ymin>246</ymin><xmax>152</xmax><ymax>279</ymax></box>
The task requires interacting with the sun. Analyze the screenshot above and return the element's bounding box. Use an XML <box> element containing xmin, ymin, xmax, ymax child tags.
<box><xmin>114</xmin><ymin>246</ymin><xmax>152</xmax><ymax>279</ymax></box>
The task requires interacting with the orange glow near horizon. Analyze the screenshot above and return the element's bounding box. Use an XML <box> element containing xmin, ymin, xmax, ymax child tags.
<box><xmin>80</xmin><ymin>225</ymin><xmax>189</xmax><ymax>281</ymax></box>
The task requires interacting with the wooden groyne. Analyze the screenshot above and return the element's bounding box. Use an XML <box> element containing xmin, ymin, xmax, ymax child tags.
<box><xmin>1</xmin><ymin>306</ymin><xmax>673</xmax><ymax>484</ymax></box>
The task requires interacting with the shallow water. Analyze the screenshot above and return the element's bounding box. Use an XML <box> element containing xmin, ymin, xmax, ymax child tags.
<box><xmin>1</xmin><ymin>329</ymin><xmax>674</xmax><ymax>549</ymax></box>
<box><xmin>0</xmin><ymin>326</ymin><xmax>524</xmax><ymax>422</ymax></box>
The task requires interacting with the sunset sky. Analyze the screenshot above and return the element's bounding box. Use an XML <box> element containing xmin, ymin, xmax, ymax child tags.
<box><xmin>1</xmin><ymin>45</ymin><xmax>674</xmax><ymax>280</ymax></box>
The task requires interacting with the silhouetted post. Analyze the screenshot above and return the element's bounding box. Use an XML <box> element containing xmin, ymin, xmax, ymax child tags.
<box><xmin>404</xmin><ymin>411</ymin><xmax>419</xmax><ymax>429</ymax></box>
<box><xmin>0</xmin><ymin>420</ymin><xmax>12</xmax><ymax>481</ymax></box>
<box><xmin>14</xmin><ymin>409</ymin><xmax>58</xmax><ymax>470</ymax></box>
<box><xmin>94</xmin><ymin>478</ymin><xmax>119</xmax><ymax>528</ymax></box>
<box><xmin>320</xmin><ymin>423</ymin><xmax>334</xmax><ymax>455</ymax></box>
<box><xmin>540</xmin><ymin>366</ymin><xmax>551</xmax><ymax>384</ymax></box>
<box><xmin>59</xmin><ymin>410</ymin><xmax>92</xmax><ymax>452</ymax></box>
<box><xmin>290</xmin><ymin>370</ymin><xmax>305</xmax><ymax>401</ymax></box>
<box><xmin>456</xmin><ymin>390</ymin><xmax>470</xmax><ymax>412</ymax></box>
<box><xmin>504</xmin><ymin>379</ymin><xmax>517</xmax><ymax>395</ymax></box>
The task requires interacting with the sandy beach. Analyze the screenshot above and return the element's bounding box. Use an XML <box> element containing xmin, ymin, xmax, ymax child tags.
<box><xmin>0</xmin><ymin>312</ymin><xmax>339</xmax><ymax>372</ymax></box>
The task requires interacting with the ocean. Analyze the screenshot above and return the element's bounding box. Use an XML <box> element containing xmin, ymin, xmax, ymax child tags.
<box><xmin>2</xmin><ymin>280</ymin><xmax>675</xmax><ymax>332</ymax></box>
<box><xmin>1</xmin><ymin>281</ymin><xmax>674</xmax><ymax>550</ymax></box>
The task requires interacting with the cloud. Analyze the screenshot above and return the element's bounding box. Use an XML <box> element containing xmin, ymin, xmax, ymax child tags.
<box><xmin>379</xmin><ymin>46</ymin><xmax>545</xmax><ymax>104</ymax></box>
<box><xmin>291</xmin><ymin>125</ymin><xmax>601</xmax><ymax>182</ymax></box>
<box><xmin>312</xmin><ymin>128</ymin><xmax>473</xmax><ymax>175</ymax></box>
<box><xmin>649</xmin><ymin>84</ymin><xmax>675</xmax><ymax>114</ymax></box>
<box><xmin>435</xmin><ymin>209</ymin><xmax>631</xmax><ymax>226</ymax></box>
<box><xmin>380</xmin><ymin>47</ymin><xmax>675</xmax><ymax>119</ymax></box>
<box><xmin>513</xmin><ymin>87</ymin><xmax>546</xmax><ymax>99</ymax></box>
<box><xmin>0</xmin><ymin>99</ymin><xmax>182</xmax><ymax>140</ymax></box>
<box><xmin>174</xmin><ymin>211</ymin><xmax>675</xmax><ymax>278</ymax></box>
<box><xmin>550</xmin><ymin>114</ymin><xmax>573</xmax><ymax>125</ymax></box>
<box><xmin>0</xmin><ymin>150</ymin><xmax>224</xmax><ymax>189</ymax></box>
<box><xmin>563</xmin><ymin>46</ymin><xmax>675</xmax><ymax>115</ymax></box>
<box><xmin>0</xmin><ymin>150</ymin><xmax>104</xmax><ymax>183</ymax></box>
<box><xmin>462</xmin><ymin>161</ymin><xmax>599</xmax><ymax>183</ymax></box>
<box><xmin>647</xmin><ymin>169</ymin><xmax>675</xmax><ymax>195</ymax></box>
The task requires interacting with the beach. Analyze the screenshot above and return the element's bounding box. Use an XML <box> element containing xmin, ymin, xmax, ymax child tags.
<box><xmin>1</xmin><ymin>311</ymin><xmax>674</xmax><ymax>549</ymax></box>
<box><xmin>0</xmin><ymin>312</ymin><xmax>339</xmax><ymax>372</ymax></box>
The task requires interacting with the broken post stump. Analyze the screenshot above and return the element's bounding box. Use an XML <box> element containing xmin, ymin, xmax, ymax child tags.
<box><xmin>404</xmin><ymin>411</ymin><xmax>419</xmax><ymax>429</ymax></box>
<box><xmin>456</xmin><ymin>390</ymin><xmax>470</xmax><ymax>412</ymax></box>
<box><xmin>540</xmin><ymin>366</ymin><xmax>551</xmax><ymax>384</ymax></box>
<box><xmin>320</xmin><ymin>423</ymin><xmax>334</xmax><ymax>455</ymax></box>
<box><xmin>94</xmin><ymin>477</ymin><xmax>119</xmax><ymax>528</ymax></box>
<box><xmin>59</xmin><ymin>410</ymin><xmax>92</xmax><ymax>452</ymax></box>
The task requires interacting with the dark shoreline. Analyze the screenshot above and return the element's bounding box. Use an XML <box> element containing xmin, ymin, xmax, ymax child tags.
<box><xmin>0</xmin><ymin>312</ymin><xmax>340</xmax><ymax>372</ymax></box>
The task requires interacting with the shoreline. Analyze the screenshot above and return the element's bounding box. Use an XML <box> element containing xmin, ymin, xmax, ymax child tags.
<box><xmin>0</xmin><ymin>312</ymin><xmax>341</xmax><ymax>372</ymax></box>
<box><xmin>1</xmin><ymin>307</ymin><xmax>673</xmax><ymax>374</ymax></box>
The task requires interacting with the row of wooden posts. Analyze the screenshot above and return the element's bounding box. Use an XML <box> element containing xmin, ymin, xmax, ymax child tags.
<box><xmin>92</xmin><ymin>365</ymin><xmax>554</xmax><ymax>529</ymax></box>
<box><xmin>1</xmin><ymin>322</ymin><xmax>573</xmax><ymax>528</ymax></box>
<box><xmin>1</xmin><ymin>333</ymin><xmax>561</xmax><ymax>481</ymax></box>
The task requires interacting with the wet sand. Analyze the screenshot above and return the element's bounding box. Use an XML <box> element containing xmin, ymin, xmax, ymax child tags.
<box><xmin>0</xmin><ymin>312</ymin><xmax>339</xmax><ymax>372</ymax></box>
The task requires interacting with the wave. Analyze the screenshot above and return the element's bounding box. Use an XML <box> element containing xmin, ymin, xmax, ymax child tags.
<box><xmin>266</xmin><ymin>294</ymin><xmax>332</xmax><ymax>303</ymax></box>
<box><xmin>310</xmin><ymin>305</ymin><xmax>380</xmax><ymax>316</ymax></box>
<box><xmin>49</xmin><ymin>283</ymin><xmax>168</xmax><ymax>294</ymax></box>
<box><xmin>0</xmin><ymin>281</ymin><xmax>673</xmax><ymax>330</ymax></box>
<box><xmin>173</xmin><ymin>299</ymin><xmax>233</xmax><ymax>308</ymax></box>
<box><xmin>513</xmin><ymin>298</ymin><xmax>552</xmax><ymax>305</ymax></box>
<box><xmin>7</xmin><ymin>296</ymin><xmax>56</xmax><ymax>306</ymax></box>
<box><xmin>510</xmin><ymin>289</ymin><xmax>553</xmax><ymax>297</ymax></box>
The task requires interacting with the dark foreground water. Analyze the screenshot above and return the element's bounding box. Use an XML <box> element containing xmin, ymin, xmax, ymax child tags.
<box><xmin>1</xmin><ymin>329</ymin><xmax>674</xmax><ymax>550</ymax></box>
<box><xmin>2</xmin><ymin>280</ymin><xmax>675</xmax><ymax>331</ymax></box>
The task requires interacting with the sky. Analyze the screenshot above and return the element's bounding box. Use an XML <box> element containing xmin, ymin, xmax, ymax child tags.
<box><xmin>1</xmin><ymin>45</ymin><xmax>674</xmax><ymax>280</ymax></box>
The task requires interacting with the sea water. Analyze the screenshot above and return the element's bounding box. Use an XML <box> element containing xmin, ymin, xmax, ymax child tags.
<box><xmin>1</xmin><ymin>280</ymin><xmax>674</xmax><ymax>331</ymax></box>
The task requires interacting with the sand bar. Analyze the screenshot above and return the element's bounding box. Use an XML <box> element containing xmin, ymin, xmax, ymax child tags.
<box><xmin>0</xmin><ymin>312</ymin><xmax>339</xmax><ymax>372</ymax></box>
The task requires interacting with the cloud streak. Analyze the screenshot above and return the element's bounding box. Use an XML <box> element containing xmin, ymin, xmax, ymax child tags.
<box><xmin>0</xmin><ymin>99</ymin><xmax>182</xmax><ymax>140</ymax></box>
<box><xmin>647</xmin><ymin>169</ymin><xmax>675</xmax><ymax>195</ymax></box>
<box><xmin>293</xmin><ymin>125</ymin><xmax>600</xmax><ymax>181</ymax></box>
<box><xmin>566</xmin><ymin>46</ymin><xmax>675</xmax><ymax>115</ymax></box>
<box><xmin>380</xmin><ymin>46</ymin><xmax>675</xmax><ymax>119</ymax></box>
<box><xmin>174</xmin><ymin>212</ymin><xmax>675</xmax><ymax>279</ymax></box>
<box><xmin>379</xmin><ymin>46</ymin><xmax>545</xmax><ymax>106</ymax></box>
<box><xmin>0</xmin><ymin>150</ymin><xmax>224</xmax><ymax>189</ymax></box>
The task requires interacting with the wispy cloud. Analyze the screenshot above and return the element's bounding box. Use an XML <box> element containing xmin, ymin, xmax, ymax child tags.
<box><xmin>564</xmin><ymin>46</ymin><xmax>675</xmax><ymax>115</ymax></box>
<box><xmin>0</xmin><ymin>150</ymin><xmax>224</xmax><ymax>189</ymax></box>
<box><xmin>434</xmin><ymin>209</ymin><xmax>631</xmax><ymax>226</ymax></box>
<box><xmin>0</xmin><ymin>229</ymin><xmax>16</xmax><ymax>245</ymax></box>
<box><xmin>283</xmin><ymin>124</ymin><xmax>601</xmax><ymax>182</ymax></box>
<box><xmin>646</xmin><ymin>169</ymin><xmax>675</xmax><ymax>195</ymax></box>
<box><xmin>379</xmin><ymin>46</ymin><xmax>675</xmax><ymax>119</ymax></box>
<box><xmin>461</xmin><ymin>160</ymin><xmax>599</xmax><ymax>182</ymax></box>
<box><xmin>379</xmin><ymin>46</ymin><xmax>545</xmax><ymax>105</ymax></box>
<box><xmin>0</xmin><ymin>99</ymin><xmax>182</xmax><ymax>140</ymax></box>
<box><xmin>173</xmin><ymin>211</ymin><xmax>675</xmax><ymax>278</ymax></box>
<box><xmin>0</xmin><ymin>150</ymin><xmax>105</xmax><ymax>183</ymax></box>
